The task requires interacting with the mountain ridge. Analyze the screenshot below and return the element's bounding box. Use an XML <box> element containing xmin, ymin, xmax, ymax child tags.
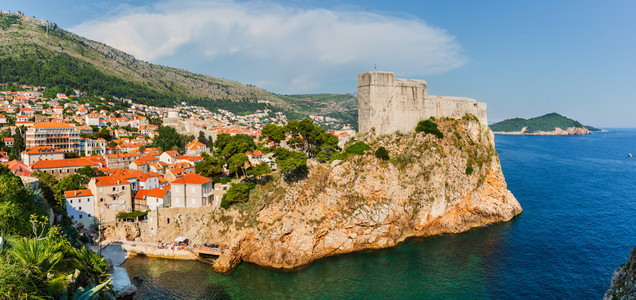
<box><xmin>0</xmin><ymin>12</ymin><xmax>357</xmax><ymax>125</ymax></box>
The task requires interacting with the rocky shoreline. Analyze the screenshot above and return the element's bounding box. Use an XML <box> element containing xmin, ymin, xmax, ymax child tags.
<box><xmin>493</xmin><ymin>126</ymin><xmax>592</xmax><ymax>135</ymax></box>
<box><xmin>106</xmin><ymin>119</ymin><xmax>522</xmax><ymax>274</ymax></box>
<box><xmin>604</xmin><ymin>247</ymin><xmax>636</xmax><ymax>299</ymax></box>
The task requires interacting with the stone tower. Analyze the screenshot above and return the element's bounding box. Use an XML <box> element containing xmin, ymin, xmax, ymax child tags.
<box><xmin>358</xmin><ymin>72</ymin><xmax>487</xmax><ymax>135</ymax></box>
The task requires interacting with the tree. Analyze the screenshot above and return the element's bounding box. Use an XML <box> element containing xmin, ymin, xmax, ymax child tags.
<box><xmin>261</xmin><ymin>123</ymin><xmax>285</xmax><ymax>147</ymax></box>
<box><xmin>0</xmin><ymin>168</ymin><xmax>48</xmax><ymax>236</ymax></box>
<box><xmin>152</xmin><ymin>126</ymin><xmax>187</xmax><ymax>152</ymax></box>
<box><xmin>220</xmin><ymin>182</ymin><xmax>255</xmax><ymax>209</ymax></box>
<box><xmin>149</xmin><ymin>118</ymin><xmax>163</xmax><ymax>126</ymax></box>
<box><xmin>214</xmin><ymin>133</ymin><xmax>256</xmax><ymax>161</ymax></box>
<box><xmin>10</xmin><ymin>125</ymin><xmax>26</xmax><ymax>159</ymax></box>
<box><xmin>248</xmin><ymin>162</ymin><xmax>271</xmax><ymax>183</ymax></box>
<box><xmin>95</xmin><ymin>127</ymin><xmax>112</xmax><ymax>141</ymax></box>
<box><xmin>76</xmin><ymin>166</ymin><xmax>106</xmax><ymax>178</ymax></box>
<box><xmin>230</xmin><ymin>153</ymin><xmax>249</xmax><ymax>179</ymax></box>
<box><xmin>195</xmin><ymin>153</ymin><xmax>223</xmax><ymax>178</ymax></box>
<box><xmin>198</xmin><ymin>131</ymin><xmax>207</xmax><ymax>145</ymax></box>
<box><xmin>274</xmin><ymin>147</ymin><xmax>307</xmax><ymax>174</ymax></box>
<box><xmin>65</xmin><ymin>151</ymin><xmax>80</xmax><ymax>159</ymax></box>
<box><xmin>282</xmin><ymin>118</ymin><xmax>339</xmax><ymax>160</ymax></box>
<box><xmin>207</xmin><ymin>135</ymin><xmax>214</xmax><ymax>150</ymax></box>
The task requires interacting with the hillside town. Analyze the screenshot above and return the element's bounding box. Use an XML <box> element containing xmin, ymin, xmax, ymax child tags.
<box><xmin>0</xmin><ymin>85</ymin><xmax>354</xmax><ymax>236</ymax></box>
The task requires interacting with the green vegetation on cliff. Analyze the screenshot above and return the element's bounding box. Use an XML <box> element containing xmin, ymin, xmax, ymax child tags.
<box><xmin>490</xmin><ymin>113</ymin><xmax>600</xmax><ymax>132</ymax></box>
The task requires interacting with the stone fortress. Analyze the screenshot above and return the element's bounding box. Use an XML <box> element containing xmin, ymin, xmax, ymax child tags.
<box><xmin>358</xmin><ymin>72</ymin><xmax>488</xmax><ymax>135</ymax></box>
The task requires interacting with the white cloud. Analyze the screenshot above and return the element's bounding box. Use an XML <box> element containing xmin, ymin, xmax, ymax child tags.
<box><xmin>71</xmin><ymin>0</ymin><xmax>466</xmax><ymax>93</ymax></box>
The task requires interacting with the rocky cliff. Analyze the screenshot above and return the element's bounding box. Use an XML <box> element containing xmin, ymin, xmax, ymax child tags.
<box><xmin>108</xmin><ymin>117</ymin><xmax>522</xmax><ymax>273</ymax></box>
<box><xmin>604</xmin><ymin>247</ymin><xmax>636</xmax><ymax>300</ymax></box>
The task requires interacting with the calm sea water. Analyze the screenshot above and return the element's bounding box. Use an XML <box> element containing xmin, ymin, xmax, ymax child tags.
<box><xmin>123</xmin><ymin>130</ymin><xmax>636</xmax><ymax>299</ymax></box>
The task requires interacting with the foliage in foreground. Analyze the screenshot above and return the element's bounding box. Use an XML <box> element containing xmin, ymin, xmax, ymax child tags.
<box><xmin>0</xmin><ymin>226</ymin><xmax>112</xmax><ymax>299</ymax></box>
<box><xmin>0</xmin><ymin>166</ymin><xmax>112</xmax><ymax>299</ymax></box>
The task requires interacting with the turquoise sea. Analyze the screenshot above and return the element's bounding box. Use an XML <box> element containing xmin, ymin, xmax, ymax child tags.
<box><xmin>123</xmin><ymin>129</ymin><xmax>636</xmax><ymax>299</ymax></box>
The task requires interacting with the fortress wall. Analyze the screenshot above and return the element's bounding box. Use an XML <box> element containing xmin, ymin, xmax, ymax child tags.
<box><xmin>162</xmin><ymin>118</ymin><xmax>218</xmax><ymax>142</ymax></box>
<box><xmin>358</xmin><ymin>72</ymin><xmax>488</xmax><ymax>135</ymax></box>
<box><xmin>430</xmin><ymin>96</ymin><xmax>488</xmax><ymax>125</ymax></box>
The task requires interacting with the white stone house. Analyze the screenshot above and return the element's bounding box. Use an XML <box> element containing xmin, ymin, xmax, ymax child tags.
<box><xmin>138</xmin><ymin>172</ymin><xmax>162</xmax><ymax>190</ymax></box>
<box><xmin>21</xmin><ymin>146</ymin><xmax>65</xmax><ymax>165</ymax></box>
<box><xmin>64</xmin><ymin>189</ymin><xmax>96</xmax><ymax>227</ymax></box>
<box><xmin>184</xmin><ymin>141</ymin><xmax>207</xmax><ymax>156</ymax></box>
<box><xmin>159</xmin><ymin>150</ymin><xmax>180</xmax><ymax>164</ymax></box>
<box><xmin>170</xmin><ymin>173</ymin><xmax>213</xmax><ymax>208</ymax></box>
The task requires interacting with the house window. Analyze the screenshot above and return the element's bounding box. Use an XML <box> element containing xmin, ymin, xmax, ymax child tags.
<box><xmin>79</xmin><ymin>215</ymin><xmax>82</xmax><ymax>219</ymax></box>
<box><xmin>100</xmin><ymin>198</ymin><xmax>104</xmax><ymax>202</ymax></box>
<box><xmin>78</xmin><ymin>199</ymin><xmax>81</xmax><ymax>203</ymax></box>
<box><xmin>71</xmin><ymin>215</ymin><xmax>74</xmax><ymax>220</ymax></box>
<box><xmin>88</xmin><ymin>214</ymin><xmax>91</xmax><ymax>217</ymax></box>
<box><xmin>167</xmin><ymin>218</ymin><xmax>170</xmax><ymax>224</ymax></box>
<box><xmin>113</xmin><ymin>187</ymin><xmax>116</xmax><ymax>191</ymax></box>
<box><xmin>70</xmin><ymin>199</ymin><xmax>73</xmax><ymax>204</ymax></box>
<box><xmin>79</xmin><ymin>207</ymin><xmax>81</xmax><ymax>211</ymax></box>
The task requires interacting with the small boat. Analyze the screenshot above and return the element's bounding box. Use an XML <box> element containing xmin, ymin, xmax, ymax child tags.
<box><xmin>629</xmin><ymin>153</ymin><xmax>632</xmax><ymax>157</ymax></box>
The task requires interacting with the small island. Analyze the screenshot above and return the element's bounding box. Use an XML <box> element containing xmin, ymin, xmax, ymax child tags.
<box><xmin>490</xmin><ymin>113</ymin><xmax>601</xmax><ymax>135</ymax></box>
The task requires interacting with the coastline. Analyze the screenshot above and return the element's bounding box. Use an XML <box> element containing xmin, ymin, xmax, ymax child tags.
<box><xmin>491</xmin><ymin>126</ymin><xmax>605</xmax><ymax>136</ymax></box>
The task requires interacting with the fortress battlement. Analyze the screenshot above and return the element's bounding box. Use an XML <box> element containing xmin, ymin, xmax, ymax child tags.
<box><xmin>358</xmin><ymin>72</ymin><xmax>487</xmax><ymax>134</ymax></box>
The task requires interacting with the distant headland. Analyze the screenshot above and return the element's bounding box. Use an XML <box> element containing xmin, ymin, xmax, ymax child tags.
<box><xmin>490</xmin><ymin>113</ymin><xmax>602</xmax><ymax>135</ymax></box>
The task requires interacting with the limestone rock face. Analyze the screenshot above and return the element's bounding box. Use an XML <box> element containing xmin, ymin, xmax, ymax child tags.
<box><xmin>604</xmin><ymin>247</ymin><xmax>636</xmax><ymax>300</ymax></box>
<box><xmin>110</xmin><ymin>118</ymin><xmax>522</xmax><ymax>273</ymax></box>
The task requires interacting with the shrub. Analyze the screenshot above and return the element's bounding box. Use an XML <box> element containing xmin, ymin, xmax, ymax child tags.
<box><xmin>375</xmin><ymin>147</ymin><xmax>390</xmax><ymax>160</ymax></box>
<box><xmin>415</xmin><ymin>118</ymin><xmax>444</xmax><ymax>139</ymax></box>
<box><xmin>345</xmin><ymin>141</ymin><xmax>371</xmax><ymax>155</ymax></box>
<box><xmin>465</xmin><ymin>162</ymin><xmax>474</xmax><ymax>175</ymax></box>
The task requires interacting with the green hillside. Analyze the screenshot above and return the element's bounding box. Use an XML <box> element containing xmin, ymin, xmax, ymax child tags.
<box><xmin>0</xmin><ymin>13</ymin><xmax>357</xmax><ymax>125</ymax></box>
<box><xmin>490</xmin><ymin>113</ymin><xmax>599</xmax><ymax>132</ymax></box>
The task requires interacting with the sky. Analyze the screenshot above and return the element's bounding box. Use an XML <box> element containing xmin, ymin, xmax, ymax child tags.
<box><xmin>1</xmin><ymin>0</ymin><xmax>635</xmax><ymax>127</ymax></box>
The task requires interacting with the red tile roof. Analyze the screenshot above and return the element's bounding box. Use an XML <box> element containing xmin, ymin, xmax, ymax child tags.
<box><xmin>93</xmin><ymin>175</ymin><xmax>130</xmax><ymax>187</ymax></box>
<box><xmin>32</xmin><ymin>122</ymin><xmax>74</xmax><ymax>129</ymax></box>
<box><xmin>31</xmin><ymin>158</ymin><xmax>99</xmax><ymax>169</ymax></box>
<box><xmin>2</xmin><ymin>160</ymin><xmax>33</xmax><ymax>176</ymax></box>
<box><xmin>64</xmin><ymin>189</ymin><xmax>93</xmax><ymax>198</ymax></box>
<box><xmin>171</xmin><ymin>173</ymin><xmax>212</xmax><ymax>185</ymax></box>
<box><xmin>134</xmin><ymin>189</ymin><xmax>150</xmax><ymax>200</ymax></box>
<box><xmin>23</xmin><ymin>146</ymin><xmax>64</xmax><ymax>155</ymax></box>
<box><xmin>147</xmin><ymin>186</ymin><xmax>170</xmax><ymax>198</ymax></box>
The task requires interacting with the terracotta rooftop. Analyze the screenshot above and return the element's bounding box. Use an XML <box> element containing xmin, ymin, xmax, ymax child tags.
<box><xmin>147</xmin><ymin>186</ymin><xmax>170</xmax><ymax>198</ymax></box>
<box><xmin>31</xmin><ymin>122</ymin><xmax>74</xmax><ymax>129</ymax></box>
<box><xmin>23</xmin><ymin>146</ymin><xmax>64</xmax><ymax>155</ymax></box>
<box><xmin>31</xmin><ymin>158</ymin><xmax>99</xmax><ymax>169</ymax></box>
<box><xmin>64</xmin><ymin>189</ymin><xmax>93</xmax><ymax>198</ymax></box>
<box><xmin>93</xmin><ymin>175</ymin><xmax>130</xmax><ymax>187</ymax></box>
<box><xmin>2</xmin><ymin>160</ymin><xmax>33</xmax><ymax>176</ymax></box>
<box><xmin>172</xmin><ymin>173</ymin><xmax>212</xmax><ymax>185</ymax></box>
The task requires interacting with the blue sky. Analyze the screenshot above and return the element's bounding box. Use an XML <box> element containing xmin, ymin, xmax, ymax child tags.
<box><xmin>2</xmin><ymin>0</ymin><xmax>635</xmax><ymax>127</ymax></box>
